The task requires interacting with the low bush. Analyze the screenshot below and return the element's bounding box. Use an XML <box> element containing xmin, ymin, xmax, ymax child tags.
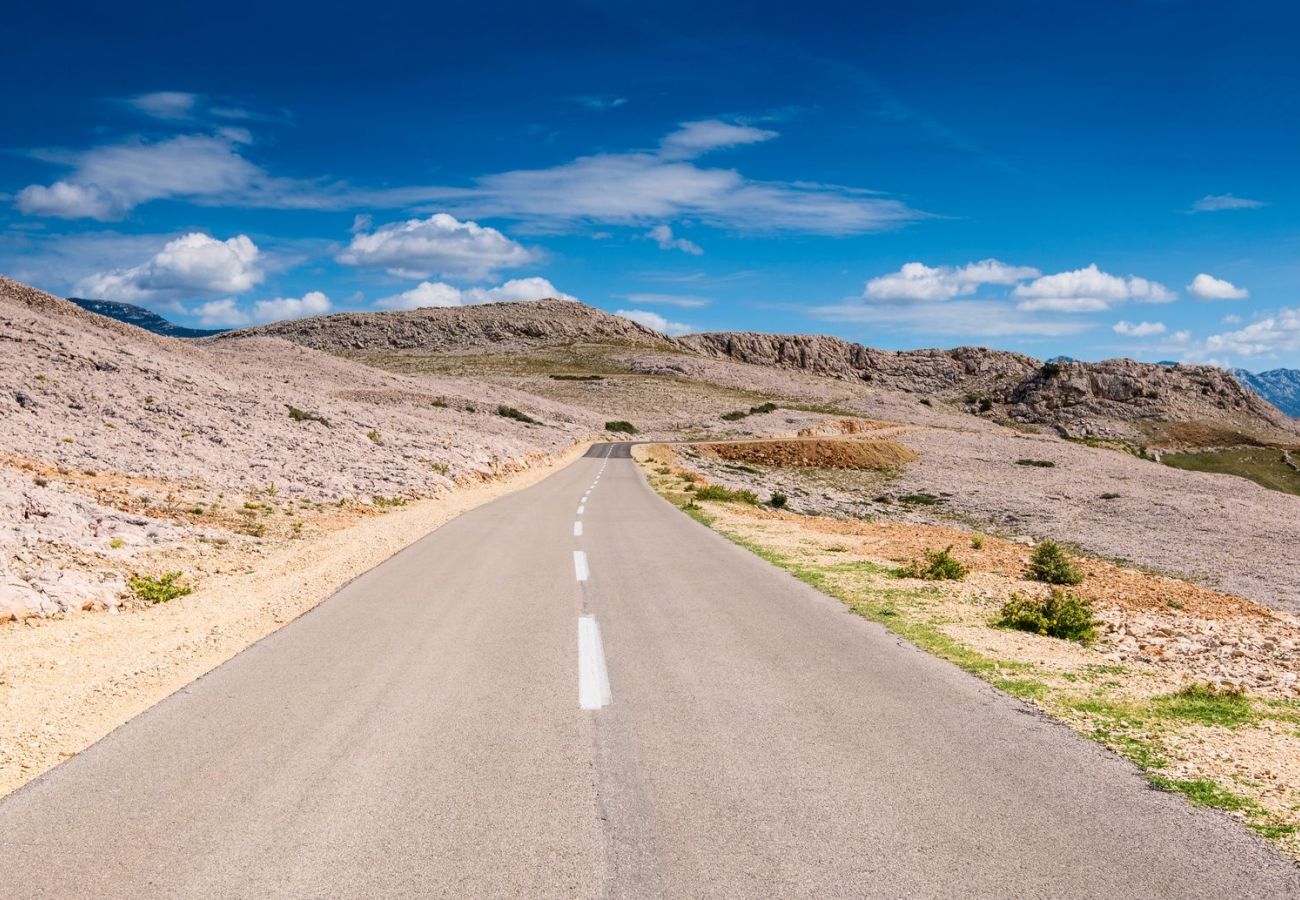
<box><xmin>1025</xmin><ymin>539</ymin><xmax>1085</xmax><ymax>585</ymax></box>
<box><xmin>366</xmin><ymin>429</ymin><xmax>382</xmax><ymax>443</ymax></box>
<box><xmin>605</xmin><ymin>420</ymin><xmax>638</xmax><ymax>434</ymax></box>
<box><xmin>970</xmin><ymin>534</ymin><xmax>985</xmax><ymax>550</ymax></box>
<box><xmin>286</xmin><ymin>405</ymin><xmax>330</xmax><ymax>427</ymax></box>
<box><xmin>550</xmin><ymin>374</ymin><xmax>604</xmax><ymax>381</ymax></box>
<box><xmin>694</xmin><ymin>484</ymin><xmax>759</xmax><ymax>504</ymax></box>
<box><xmin>906</xmin><ymin>546</ymin><xmax>968</xmax><ymax>581</ymax></box>
<box><xmin>1099</xmin><ymin>492</ymin><xmax>1121</xmax><ymax>500</ymax></box>
<box><xmin>497</xmin><ymin>405</ymin><xmax>540</xmax><ymax>425</ymax></box>
<box><xmin>720</xmin><ymin>410</ymin><xmax>749</xmax><ymax>422</ymax></box>
<box><xmin>749</xmin><ymin>402</ymin><xmax>778</xmax><ymax>414</ymax></box>
<box><xmin>898</xmin><ymin>493</ymin><xmax>940</xmax><ymax>506</ymax></box>
<box><xmin>128</xmin><ymin>571</ymin><xmax>192</xmax><ymax>604</ymax></box>
<box><xmin>996</xmin><ymin>589</ymin><xmax>1099</xmax><ymax>643</ymax></box>
<box><xmin>769</xmin><ymin>492</ymin><xmax>788</xmax><ymax>509</ymax></box>
<box><xmin>1016</xmin><ymin>458</ymin><xmax>1056</xmax><ymax>468</ymax></box>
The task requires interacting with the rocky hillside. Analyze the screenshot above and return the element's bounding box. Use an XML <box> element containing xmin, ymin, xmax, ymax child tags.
<box><xmin>222</xmin><ymin>300</ymin><xmax>673</xmax><ymax>354</ymax></box>
<box><xmin>1234</xmin><ymin>368</ymin><xmax>1300</xmax><ymax>418</ymax></box>
<box><xmin>679</xmin><ymin>331</ymin><xmax>1298</xmax><ymax>444</ymax></box>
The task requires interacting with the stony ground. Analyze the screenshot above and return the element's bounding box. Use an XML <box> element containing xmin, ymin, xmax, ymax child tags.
<box><xmin>638</xmin><ymin>447</ymin><xmax>1300</xmax><ymax>858</ymax></box>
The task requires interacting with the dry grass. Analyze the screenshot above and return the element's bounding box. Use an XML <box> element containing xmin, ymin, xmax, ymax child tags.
<box><xmin>694</xmin><ymin>438</ymin><xmax>918</xmax><ymax>470</ymax></box>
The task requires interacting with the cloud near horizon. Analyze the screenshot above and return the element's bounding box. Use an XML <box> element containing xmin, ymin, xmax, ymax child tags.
<box><xmin>338</xmin><ymin>213</ymin><xmax>537</xmax><ymax>280</ymax></box>
<box><xmin>864</xmin><ymin>259</ymin><xmax>1039</xmax><ymax>302</ymax></box>
<box><xmin>373</xmin><ymin>276</ymin><xmax>575</xmax><ymax>310</ymax></box>
<box><xmin>614</xmin><ymin>308</ymin><xmax>695</xmax><ymax>336</ymax></box>
<box><xmin>1012</xmin><ymin>264</ymin><xmax>1174</xmax><ymax>312</ymax></box>
<box><xmin>74</xmin><ymin>232</ymin><xmax>262</xmax><ymax>305</ymax></box>
<box><xmin>195</xmin><ymin>290</ymin><xmax>331</xmax><ymax>327</ymax></box>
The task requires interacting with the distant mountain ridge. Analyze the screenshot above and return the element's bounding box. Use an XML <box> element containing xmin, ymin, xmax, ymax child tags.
<box><xmin>68</xmin><ymin>298</ymin><xmax>228</xmax><ymax>339</ymax></box>
<box><xmin>1233</xmin><ymin>368</ymin><xmax>1300</xmax><ymax>418</ymax></box>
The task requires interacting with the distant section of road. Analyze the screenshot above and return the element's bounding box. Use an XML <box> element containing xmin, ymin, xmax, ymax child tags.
<box><xmin>1</xmin><ymin>445</ymin><xmax>1296</xmax><ymax>897</ymax></box>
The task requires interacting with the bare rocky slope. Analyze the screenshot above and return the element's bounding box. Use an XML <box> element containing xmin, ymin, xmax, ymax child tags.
<box><xmin>227</xmin><ymin>299</ymin><xmax>674</xmax><ymax>354</ymax></box>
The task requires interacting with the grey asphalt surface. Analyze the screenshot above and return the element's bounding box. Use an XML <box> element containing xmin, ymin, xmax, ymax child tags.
<box><xmin>1</xmin><ymin>442</ymin><xmax>1297</xmax><ymax>898</ymax></box>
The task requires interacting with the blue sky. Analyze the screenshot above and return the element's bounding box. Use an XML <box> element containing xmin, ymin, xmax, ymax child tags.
<box><xmin>3</xmin><ymin>0</ymin><xmax>1299</xmax><ymax>368</ymax></box>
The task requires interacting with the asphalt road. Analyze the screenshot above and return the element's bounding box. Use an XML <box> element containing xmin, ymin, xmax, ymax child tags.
<box><xmin>2</xmin><ymin>443</ymin><xmax>1297</xmax><ymax>898</ymax></box>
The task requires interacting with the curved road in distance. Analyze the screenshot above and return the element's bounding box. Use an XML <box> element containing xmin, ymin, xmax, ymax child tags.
<box><xmin>1</xmin><ymin>442</ymin><xmax>1296</xmax><ymax>898</ymax></box>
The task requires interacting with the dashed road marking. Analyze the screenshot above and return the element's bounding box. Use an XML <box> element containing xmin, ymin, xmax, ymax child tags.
<box><xmin>574</xmin><ymin>521</ymin><xmax>583</xmax><ymax>537</ymax></box>
<box><xmin>573</xmin><ymin>550</ymin><xmax>589</xmax><ymax>582</ymax></box>
<box><xmin>578</xmin><ymin>616</ymin><xmax>612</xmax><ymax>710</ymax></box>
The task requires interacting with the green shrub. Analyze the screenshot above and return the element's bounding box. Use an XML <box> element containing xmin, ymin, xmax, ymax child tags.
<box><xmin>372</xmin><ymin>495</ymin><xmax>407</xmax><ymax>508</ymax></box>
<box><xmin>1042</xmin><ymin>361</ymin><xmax>1063</xmax><ymax>378</ymax></box>
<box><xmin>109</xmin><ymin>538</ymin><xmax>125</xmax><ymax>550</ymax></box>
<box><xmin>366</xmin><ymin>429</ymin><xmax>382</xmax><ymax>443</ymax></box>
<box><xmin>970</xmin><ymin>534</ymin><xmax>985</xmax><ymax>550</ymax></box>
<box><xmin>695</xmin><ymin>484</ymin><xmax>759</xmax><ymax>504</ymax></box>
<box><xmin>1099</xmin><ymin>492</ymin><xmax>1121</xmax><ymax>500</ymax></box>
<box><xmin>749</xmin><ymin>402</ymin><xmax>778</xmax><ymax>414</ymax></box>
<box><xmin>286</xmin><ymin>405</ymin><xmax>330</xmax><ymax>427</ymax></box>
<box><xmin>996</xmin><ymin>589</ymin><xmax>1099</xmax><ymax>643</ymax></box>
<box><xmin>1026</xmin><ymin>539</ymin><xmax>1085</xmax><ymax>585</ymax></box>
<box><xmin>1016</xmin><ymin>458</ymin><xmax>1056</xmax><ymax>468</ymax></box>
<box><xmin>918</xmin><ymin>398</ymin><xmax>932</xmax><ymax>407</ymax></box>
<box><xmin>720</xmin><ymin>410</ymin><xmax>749</xmax><ymax>422</ymax></box>
<box><xmin>550</xmin><ymin>374</ymin><xmax>604</xmax><ymax>381</ymax></box>
<box><xmin>128</xmin><ymin>571</ymin><xmax>192</xmax><ymax>604</ymax></box>
<box><xmin>769</xmin><ymin>492</ymin><xmax>788</xmax><ymax>508</ymax></box>
<box><xmin>978</xmin><ymin>397</ymin><xmax>993</xmax><ymax>413</ymax></box>
<box><xmin>898</xmin><ymin>493</ymin><xmax>940</xmax><ymax>506</ymax></box>
<box><xmin>907</xmin><ymin>546</ymin><xmax>968</xmax><ymax>580</ymax></box>
<box><xmin>605</xmin><ymin>420</ymin><xmax>638</xmax><ymax>434</ymax></box>
<box><xmin>497</xmin><ymin>405</ymin><xmax>539</xmax><ymax>424</ymax></box>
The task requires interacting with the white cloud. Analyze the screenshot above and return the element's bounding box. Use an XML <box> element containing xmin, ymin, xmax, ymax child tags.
<box><xmin>1221</xmin><ymin>314</ymin><xmax>1243</xmax><ymax>325</ymax></box>
<box><xmin>74</xmin><ymin>232</ymin><xmax>262</xmax><ymax>303</ymax></box>
<box><xmin>338</xmin><ymin>213</ymin><xmax>537</xmax><ymax>280</ymax></box>
<box><xmin>1190</xmin><ymin>194</ymin><xmax>1266</xmax><ymax>213</ymax></box>
<box><xmin>658</xmin><ymin>119</ymin><xmax>778</xmax><ymax>159</ymax></box>
<box><xmin>374</xmin><ymin>277</ymin><xmax>575</xmax><ymax>310</ymax></box>
<box><xmin>1012</xmin><ymin>264</ymin><xmax>1174</xmax><ymax>312</ymax></box>
<box><xmin>864</xmin><ymin>259</ymin><xmax>1039</xmax><ymax>302</ymax></box>
<box><xmin>17</xmin><ymin>134</ymin><xmax>269</xmax><ymax>220</ymax></box>
<box><xmin>446</xmin><ymin>121</ymin><xmax>920</xmax><ymax>235</ymax></box>
<box><xmin>614</xmin><ymin>308</ymin><xmax>695</xmax><ymax>336</ymax></box>
<box><xmin>646</xmin><ymin>225</ymin><xmax>703</xmax><ymax>255</ymax></box>
<box><xmin>623</xmin><ymin>293</ymin><xmax>711</xmax><ymax>308</ymax></box>
<box><xmin>813</xmin><ymin>299</ymin><xmax>1093</xmax><ymax>338</ymax></box>
<box><xmin>126</xmin><ymin>91</ymin><xmax>199</xmax><ymax>120</ymax></box>
<box><xmin>1188</xmin><ymin>273</ymin><xmax>1248</xmax><ymax>301</ymax></box>
<box><xmin>194</xmin><ymin>291</ymin><xmax>331</xmax><ymax>327</ymax></box>
<box><xmin>1113</xmin><ymin>320</ymin><xmax>1166</xmax><ymax>337</ymax></box>
<box><xmin>1203</xmin><ymin>309</ymin><xmax>1300</xmax><ymax>358</ymax></box>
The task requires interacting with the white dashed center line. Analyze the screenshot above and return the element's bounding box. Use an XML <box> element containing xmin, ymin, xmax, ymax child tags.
<box><xmin>573</xmin><ymin>550</ymin><xmax>589</xmax><ymax>582</ymax></box>
<box><xmin>573</xmin><ymin>521</ymin><xmax>583</xmax><ymax>537</ymax></box>
<box><xmin>577</xmin><ymin>505</ymin><xmax>585</xmax><ymax>515</ymax></box>
<box><xmin>578</xmin><ymin>616</ymin><xmax>612</xmax><ymax>710</ymax></box>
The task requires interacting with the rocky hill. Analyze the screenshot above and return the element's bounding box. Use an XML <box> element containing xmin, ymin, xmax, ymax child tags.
<box><xmin>222</xmin><ymin>300</ymin><xmax>673</xmax><ymax>354</ymax></box>
<box><xmin>69</xmin><ymin>298</ymin><xmax>228</xmax><ymax>339</ymax></box>
<box><xmin>1234</xmin><ymin>368</ymin><xmax>1300</xmax><ymax>418</ymax></box>
<box><xmin>679</xmin><ymin>330</ymin><xmax>1298</xmax><ymax>444</ymax></box>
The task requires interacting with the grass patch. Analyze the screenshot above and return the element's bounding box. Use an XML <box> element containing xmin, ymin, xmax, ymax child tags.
<box><xmin>286</xmin><ymin>405</ymin><xmax>330</xmax><ymax>427</ymax></box>
<box><xmin>720</xmin><ymin>410</ymin><xmax>749</xmax><ymax>421</ymax></box>
<box><xmin>694</xmin><ymin>484</ymin><xmax>760</xmax><ymax>504</ymax></box>
<box><xmin>550</xmin><ymin>374</ymin><xmax>605</xmax><ymax>381</ymax></box>
<box><xmin>1026</xmin><ymin>539</ymin><xmax>1085</xmax><ymax>585</ymax></box>
<box><xmin>372</xmin><ymin>495</ymin><xmax>407</xmax><ymax>508</ymax></box>
<box><xmin>1016</xmin><ymin>458</ymin><xmax>1056</xmax><ymax>468</ymax></box>
<box><xmin>605</xmin><ymin>420</ymin><xmax>638</xmax><ymax>434</ymax></box>
<box><xmin>898</xmin><ymin>492</ymin><xmax>940</xmax><ymax>506</ymax></box>
<box><xmin>995</xmin><ymin>590</ymin><xmax>1099</xmax><ymax>643</ymax></box>
<box><xmin>1150</xmin><ymin>683</ymin><xmax>1254</xmax><ymax>729</ymax></box>
<box><xmin>1162</xmin><ymin>446</ymin><xmax>1300</xmax><ymax>497</ymax></box>
<box><xmin>497</xmin><ymin>405</ymin><xmax>540</xmax><ymax>425</ymax></box>
<box><xmin>128</xmin><ymin>572</ymin><xmax>192</xmax><ymax>604</ymax></box>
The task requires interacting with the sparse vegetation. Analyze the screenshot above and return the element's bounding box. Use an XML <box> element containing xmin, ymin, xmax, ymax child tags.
<box><xmin>1151</xmin><ymin>683</ymin><xmax>1253</xmax><ymax>729</ymax></box>
<box><xmin>550</xmin><ymin>374</ymin><xmax>604</xmax><ymax>381</ymax></box>
<box><xmin>1026</xmin><ymin>539</ymin><xmax>1085</xmax><ymax>585</ymax></box>
<box><xmin>1162</xmin><ymin>446</ymin><xmax>1300</xmax><ymax>498</ymax></box>
<box><xmin>605</xmin><ymin>420</ymin><xmax>638</xmax><ymax>434</ymax></box>
<box><xmin>366</xmin><ymin>429</ymin><xmax>382</xmax><ymax>443</ymax></box>
<box><xmin>694</xmin><ymin>484</ymin><xmax>760</xmax><ymax>504</ymax></box>
<box><xmin>497</xmin><ymin>405</ymin><xmax>540</xmax><ymax>425</ymax></box>
<box><xmin>906</xmin><ymin>546</ymin><xmax>969</xmax><ymax>581</ymax></box>
<box><xmin>109</xmin><ymin>538</ymin><xmax>125</xmax><ymax>550</ymax></box>
<box><xmin>286</xmin><ymin>405</ymin><xmax>330</xmax><ymax>426</ymax></box>
<box><xmin>1016</xmin><ymin>458</ymin><xmax>1056</xmax><ymax>468</ymax></box>
<box><xmin>769</xmin><ymin>492</ymin><xmax>788</xmax><ymax>509</ymax></box>
<box><xmin>1099</xmin><ymin>492</ymin><xmax>1121</xmax><ymax>500</ymax></box>
<box><xmin>720</xmin><ymin>410</ymin><xmax>748</xmax><ymax>421</ymax></box>
<box><xmin>372</xmin><ymin>495</ymin><xmax>407</xmax><ymax>508</ymax></box>
<box><xmin>128</xmin><ymin>571</ymin><xmax>193</xmax><ymax>604</ymax></box>
<box><xmin>898</xmin><ymin>492</ymin><xmax>940</xmax><ymax>506</ymax></box>
<box><xmin>970</xmin><ymin>534</ymin><xmax>985</xmax><ymax>550</ymax></box>
<box><xmin>996</xmin><ymin>590</ymin><xmax>1098</xmax><ymax>643</ymax></box>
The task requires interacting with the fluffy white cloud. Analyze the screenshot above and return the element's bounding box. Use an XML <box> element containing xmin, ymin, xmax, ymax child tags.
<box><xmin>614</xmin><ymin>308</ymin><xmax>695</xmax><ymax>336</ymax></box>
<box><xmin>1190</xmin><ymin>194</ymin><xmax>1266</xmax><ymax>213</ymax></box>
<box><xmin>864</xmin><ymin>259</ymin><xmax>1039</xmax><ymax>302</ymax></box>
<box><xmin>658</xmin><ymin>120</ymin><xmax>778</xmax><ymax>159</ymax></box>
<box><xmin>1013</xmin><ymin>264</ymin><xmax>1174</xmax><ymax>312</ymax></box>
<box><xmin>647</xmin><ymin>225</ymin><xmax>703</xmax><ymax>255</ymax></box>
<box><xmin>338</xmin><ymin>213</ymin><xmax>537</xmax><ymax>280</ymax></box>
<box><xmin>374</xmin><ymin>277</ymin><xmax>575</xmax><ymax>310</ymax></box>
<box><xmin>1204</xmin><ymin>309</ymin><xmax>1300</xmax><ymax>358</ymax></box>
<box><xmin>74</xmin><ymin>233</ymin><xmax>262</xmax><ymax>303</ymax></box>
<box><xmin>127</xmin><ymin>91</ymin><xmax>199</xmax><ymax>120</ymax></box>
<box><xmin>1188</xmin><ymin>273</ymin><xmax>1248</xmax><ymax>301</ymax></box>
<box><xmin>1112</xmin><ymin>320</ymin><xmax>1166</xmax><ymax>337</ymax></box>
<box><xmin>194</xmin><ymin>291</ymin><xmax>331</xmax><ymax>327</ymax></box>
